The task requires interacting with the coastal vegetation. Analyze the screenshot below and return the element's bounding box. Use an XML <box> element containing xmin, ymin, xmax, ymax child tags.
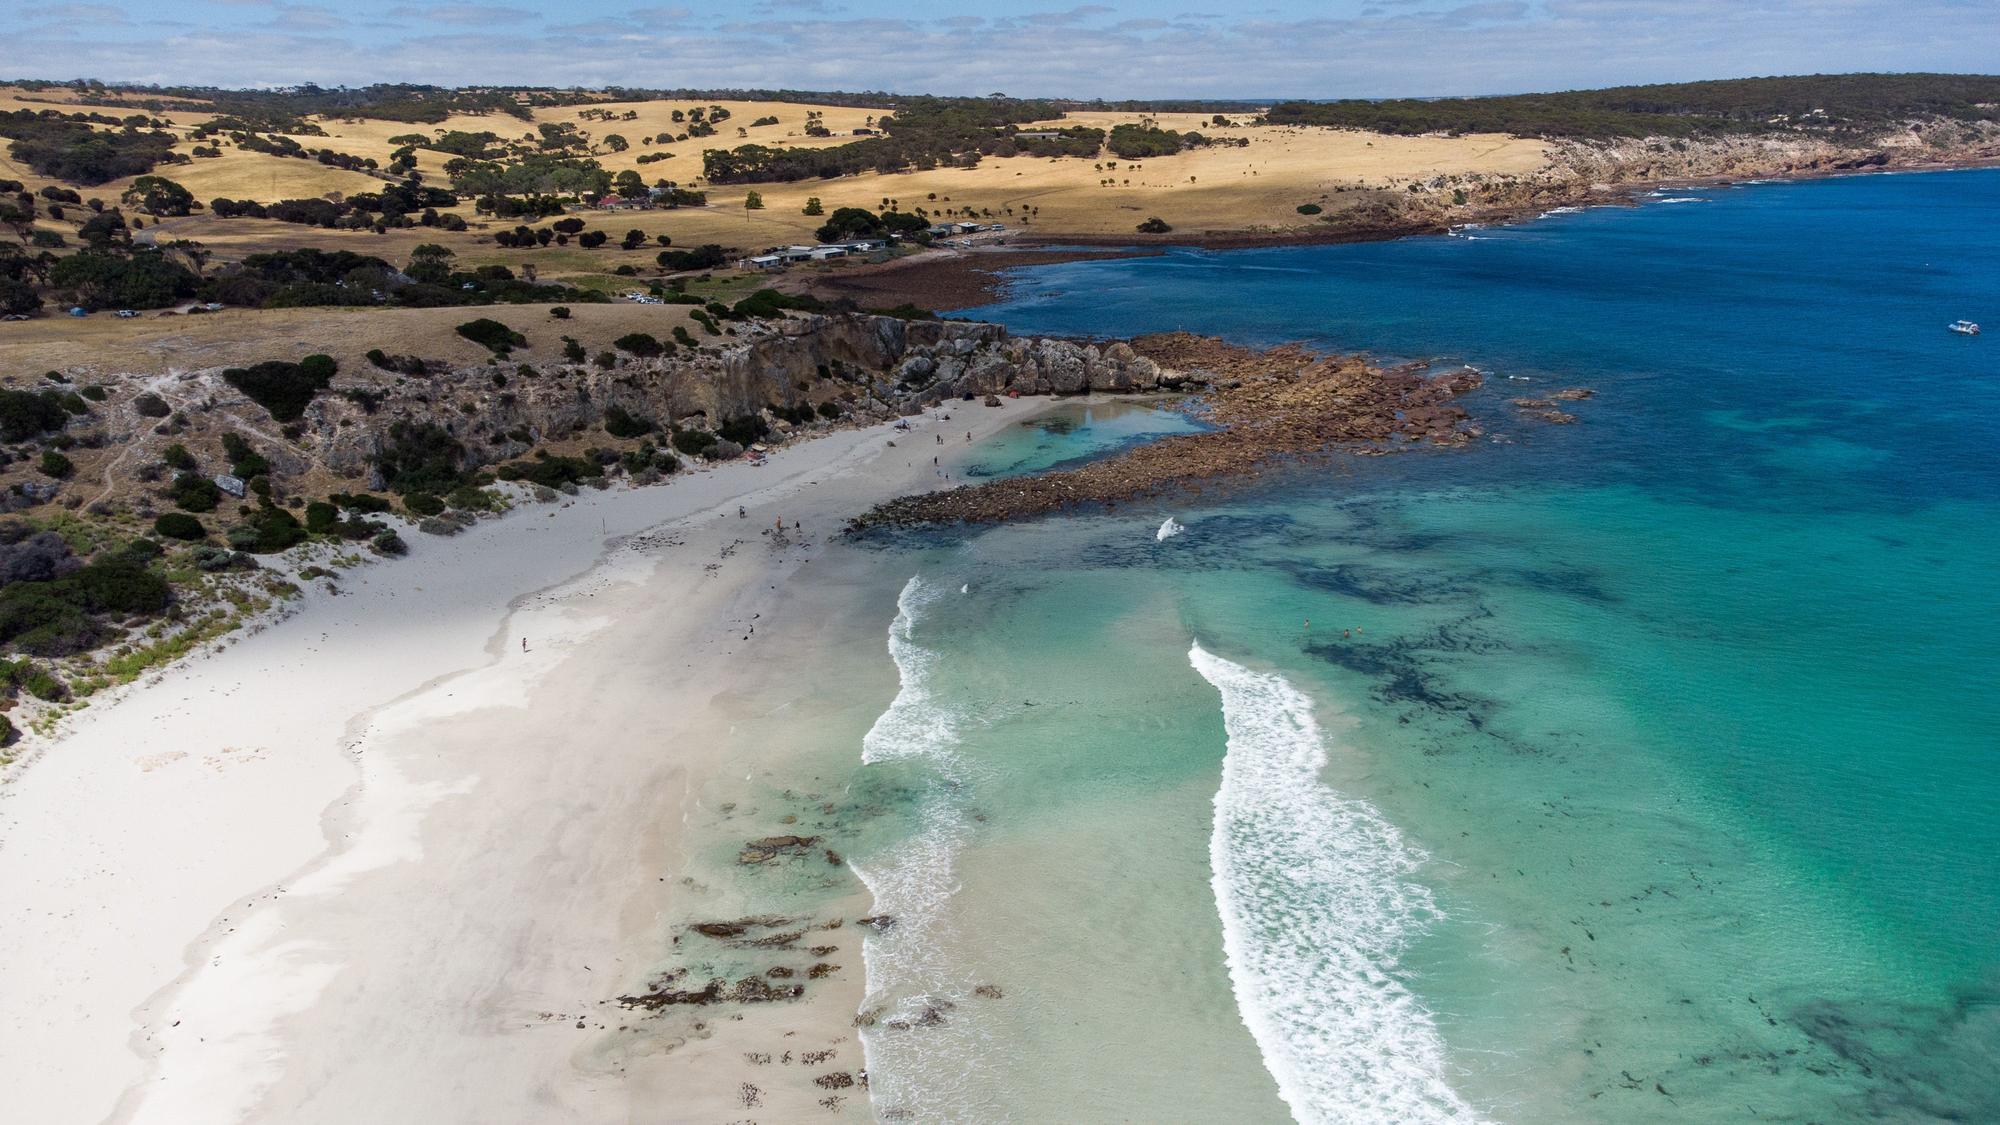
<box><xmin>1263</xmin><ymin>73</ymin><xmax>2000</xmax><ymax>139</ymax></box>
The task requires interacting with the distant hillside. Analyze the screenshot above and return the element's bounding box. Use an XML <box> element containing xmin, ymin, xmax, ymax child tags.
<box><xmin>1264</xmin><ymin>73</ymin><xmax>2000</xmax><ymax>139</ymax></box>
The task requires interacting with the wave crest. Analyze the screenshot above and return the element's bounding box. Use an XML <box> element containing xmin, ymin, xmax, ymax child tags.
<box><xmin>1190</xmin><ymin>642</ymin><xmax>1482</xmax><ymax>1124</ymax></box>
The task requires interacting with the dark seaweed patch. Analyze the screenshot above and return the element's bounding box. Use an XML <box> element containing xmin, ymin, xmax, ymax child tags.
<box><xmin>1279</xmin><ymin>560</ymin><xmax>1478</xmax><ymax>605</ymax></box>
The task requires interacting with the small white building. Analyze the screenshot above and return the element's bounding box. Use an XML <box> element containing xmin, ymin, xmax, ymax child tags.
<box><xmin>742</xmin><ymin>254</ymin><xmax>785</xmax><ymax>271</ymax></box>
<box><xmin>807</xmin><ymin>246</ymin><xmax>848</xmax><ymax>261</ymax></box>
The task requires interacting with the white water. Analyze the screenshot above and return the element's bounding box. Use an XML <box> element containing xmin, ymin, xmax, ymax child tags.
<box><xmin>1189</xmin><ymin>643</ymin><xmax>1483</xmax><ymax>1125</ymax></box>
<box><xmin>1157</xmin><ymin>516</ymin><xmax>1186</xmax><ymax>541</ymax></box>
<box><xmin>851</xmin><ymin>576</ymin><xmax>992</xmax><ymax>1121</ymax></box>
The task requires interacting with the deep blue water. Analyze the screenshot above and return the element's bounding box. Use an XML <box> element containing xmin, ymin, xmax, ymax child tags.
<box><xmin>905</xmin><ymin>169</ymin><xmax>2000</xmax><ymax>1120</ymax></box>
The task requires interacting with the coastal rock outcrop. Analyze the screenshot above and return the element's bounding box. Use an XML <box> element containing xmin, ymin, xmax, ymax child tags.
<box><xmin>851</xmin><ymin>333</ymin><xmax>1486</xmax><ymax>530</ymax></box>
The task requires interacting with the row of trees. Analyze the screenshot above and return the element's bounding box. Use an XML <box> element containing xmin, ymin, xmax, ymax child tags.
<box><xmin>1261</xmin><ymin>74</ymin><xmax>2000</xmax><ymax>140</ymax></box>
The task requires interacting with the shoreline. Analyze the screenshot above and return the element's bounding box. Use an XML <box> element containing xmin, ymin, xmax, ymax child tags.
<box><xmin>803</xmin><ymin>156</ymin><xmax>2000</xmax><ymax>312</ymax></box>
<box><xmin>0</xmin><ymin>394</ymin><xmax>1056</xmax><ymax>1123</ymax></box>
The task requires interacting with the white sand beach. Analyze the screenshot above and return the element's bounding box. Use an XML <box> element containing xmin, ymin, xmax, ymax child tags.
<box><xmin>0</xmin><ymin>397</ymin><xmax>1042</xmax><ymax>1124</ymax></box>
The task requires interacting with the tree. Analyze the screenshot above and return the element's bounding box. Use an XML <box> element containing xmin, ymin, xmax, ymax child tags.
<box><xmin>743</xmin><ymin>191</ymin><xmax>764</xmax><ymax>210</ymax></box>
<box><xmin>405</xmin><ymin>242</ymin><xmax>455</xmax><ymax>284</ymax></box>
<box><xmin>802</xmin><ymin>196</ymin><xmax>824</xmax><ymax>216</ymax></box>
<box><xmin>76</xmin><ymin>210</ymin><xmax>128</xmax><ymax>248</ymax></box>
<box><xmin>603</xmin><ymin>134</ymin><xmax>629</xmax><ymax>153</ymax></box>
<box><xmin>123</xmin><ymin>176</ymin><xmax>195</xmax><ymax>217</ymax></box>
<box><xmin>551</xmin><ymin>216</ymin><xmax>585</xmax><ymax>235</ymax></box>
<box><xmin>49</xmin><ymin>249</ymin><xmax>196</xmax><ymax>310</ymax></box>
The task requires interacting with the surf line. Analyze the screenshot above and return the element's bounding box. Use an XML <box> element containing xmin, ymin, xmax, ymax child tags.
<box><xmin>850</xmin><ymin>576</ymin><xmax>987</xmax><ymax>1121</ymax></box>
<box><xmin>1189</xmin><ymin>642</ymin><xmax>1483</xmax><ymax>1124</ymax></box>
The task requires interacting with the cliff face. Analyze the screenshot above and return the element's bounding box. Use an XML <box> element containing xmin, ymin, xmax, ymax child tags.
<box><xmin>290</xmin><ymin>314</ymin><xmax>1168</xmax><ymax>486</ymax></box>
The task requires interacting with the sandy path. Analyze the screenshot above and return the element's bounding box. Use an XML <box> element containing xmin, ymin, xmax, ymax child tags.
<box><xmin>0</xmin><ymin>397</ymin><xmax>1043</xmax><ymax>1124</ymax></box>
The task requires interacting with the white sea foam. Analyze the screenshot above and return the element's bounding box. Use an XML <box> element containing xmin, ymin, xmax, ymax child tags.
<box><xmin>1189</xmin><ymin>643</ymin><xmax>1483</xmax><ymax>1125</ymax></box>
<box><xmin>1655</xmin><ymin>196</ymin><xmax>1707</xmax><ymax>204</ymax></box>
<box><xmin>1157</xmin><ymin>516</ymin><xmax>1186</xmax><ymax>541</ymax></box>
<box><xmin>852</xmin><ymin>576</ymin><xmax>990</xmax><ymax>1120</ymax></box>
<box><xmin>862</xmin><ymin>576</ymin><xmax>958</xmax><ymax>767</ymax></box>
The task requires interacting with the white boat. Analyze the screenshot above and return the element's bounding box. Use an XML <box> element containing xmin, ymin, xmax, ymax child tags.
<box><xmin>1948</xmin><ymin>320</ymin><xmax>1981</xmax><ymax>336</ymax></box>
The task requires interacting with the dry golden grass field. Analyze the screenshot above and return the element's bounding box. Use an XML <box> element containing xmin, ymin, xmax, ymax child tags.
<box><xmin>4</xmin><ymin>85</ymin><xmax>1551</xmax><ymax>250</ymax></box>
<box><xmin>2</xmin><ymin>86</ymin><xmax>1555</xmax><ymax>378</ymax></box>
<box><xmin>0</xmin><ymin>302</ymin><xmax>710</xmax><ymax>380</ymax></box>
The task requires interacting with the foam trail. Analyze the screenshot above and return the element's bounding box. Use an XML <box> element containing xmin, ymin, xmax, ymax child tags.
<box><xmin>852</xmin><ymin>576</ymin><xmax>991</xmax><ymax>1120</ymax></box>
<box><xmin>1189</xmin><ymin>643</ymin><xmax>1484</xmax><ymax>1125</ymax></box>
<box><xmin>1157</xmin><ymin>516</ymin><xmax>1186</xmax><ymax>541</ymax></box>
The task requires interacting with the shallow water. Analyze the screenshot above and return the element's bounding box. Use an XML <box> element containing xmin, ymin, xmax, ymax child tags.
<box><xmin>834</xmin><ymin>169</ymin><xmax>2000</xmax><ymax>1122</ymax></box>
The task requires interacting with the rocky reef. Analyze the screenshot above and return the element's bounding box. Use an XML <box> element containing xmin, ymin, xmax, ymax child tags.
<box><xmin>851</xmin><ymin>333</ymin><xmax>1485</xmax><ymax>530</ymax></box>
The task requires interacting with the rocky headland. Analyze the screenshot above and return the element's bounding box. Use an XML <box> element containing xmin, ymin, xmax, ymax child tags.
<box><xmin>850</xmin><ymin>333</ymin><xmax>1487</xmax><ymax>530</ymax></box>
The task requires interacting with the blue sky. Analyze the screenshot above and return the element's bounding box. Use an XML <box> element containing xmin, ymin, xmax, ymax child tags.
<box><xmin>11</xmin><ymin>0</ymin><xmax>1996</xmax><ymax>97</ymax></box>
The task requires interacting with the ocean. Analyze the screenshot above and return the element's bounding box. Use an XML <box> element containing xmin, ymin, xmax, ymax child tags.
<box><xmin>833</xmin><ymin>169</ymin><xmax>2000</xmax><ymax>1122</ymax></box>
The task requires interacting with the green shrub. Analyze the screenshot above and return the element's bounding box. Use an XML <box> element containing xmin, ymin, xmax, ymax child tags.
<box><xmin>494</xmin><ymin>452</ymin><xmax>603</xmax><ymax>488</ymax></box>
<box><xmin>614</xmin><ymin>332</ymin><xmax>662</xmax><ymax>357</ymax></box>
<box><xmin>1296</xmin><ymin>203</ymin><xmax>1322</xmax><ymax>215</ymax></box>
<box><xmin>118</xmin><ymin>538</ymin><xmax>163</xmax><ymax>564</ymax></box>
<box><xmin>0</xmin><ymin>557</ymin><xmax>171</xmax><ymax>656</ymax></box>
<box><xmin>603</xmin><ymin>404</ymin><xmax>653</xmax><ymax>438</ymax></box>
<box><xmin>133</xmin><ymin>393</ymin><xmax>171</xmax><ymax>418</ymax></box>
<box><xmin>304</xmin><ymin>500</ymin><xmax>338</xmax><ymax>534</ymax></box>
<box><xmin>80</xmin><ymin>385</ymin><xmax>108</xmax><ymax>402</ymax></box>
<box><xmin>227</xmin><ymin>507</ymin><xmax>306</xmax><ymax>553</ymax></box>
<box><xmin>456</xmin><ymin>317</ymin><xmax>526</xmax><ymax>355</ymax></box>
<box><xmin>445</xmin><ymin>485</ymin><xmax>496</xmax><ymax>511</ymax></box>
<box><xmin>732</xmin><ymin>289</ymin><xmax>823</xmax><ymax>319</ymax></box>
<box><xmin>161</xmin><ymin>442</ymin><xmax>195</xmax><ymax>470</ymax></box>
<box><xmin>403</xmin><ymin>491</ymin><xmax>446</xmax><ymax>516</ymax></box>
<box><xmin>0</xmin><ymin>389</ymin><xmax>72</xmax><ymax>442</ymax></box>
<box><xmin>375</xmin><ymin>420</ymin><xmax>466</xmax><ymax>495</ymax></box>
<box><xmin>169</xmin><ymin>472</ymin><xmax>221</xmax><ymax>512</ymax></box>
<box><xmin>816</xmin><ymin>400</ymin><xmax>845</xmax><ymax>419</ymax></box>
<box><xmin>38</xmin><ymin>451</ymin><xmax>72</xmax><ymax>478</ymax></box>
<box><xmin>0</xmin><ymin>713</ymin><xmax>15</xmax><ymax>746</ymax></box>
<box><xmin>331</xmin><ymin>491</ymin><xmax>393</xmax><ymax>514</ymax></box>
<box><xmin>1136</xmin><ymin>217</ymin><xmax>1172</xmax><ymax>234</ymax></box>
<box><xmin>370</xmin><ymin>530</ymin><xmax>408</xmax><ymax>557</ymax></box>
<box><xmin>222</xmin><ymin>358</ymin><xmax>335</xmax><ymax>422</ymax></box>
<box><xmin>718</xmin><ymin>414</ymin><xmax>770</xmax><ymax>446</ymax></box>
<box><xmin>672</xmin><ymin>325</ymin><xmax>697</xmax><ymax>349</ymax></box>
<box><xmin>671</xmin><ymin>429</ymin><xmax>717</xmax><ymax>457</ymax></box>
<box><xmin>561</xmin><ymin>336</ymin><xmax>585</xmax><ymax>363</ymax></box>
<box><xmin>221</xmin><ymin>432</ymin><xmax>269</xmax><ymax>479</ymax></box>
<box><xmin>19</xmin><ymin>664</ymin><xmax>66</xmax><ymax>701</ymax></box>
<box><xmin>153</xmin><ymin>512</ymin><xmax>205</xmax><ymax>540</ymax></box>
<box><xmin>550</xmin><ymin>306</ymin><xmax>570</xmax><ymax>319</ymax></box>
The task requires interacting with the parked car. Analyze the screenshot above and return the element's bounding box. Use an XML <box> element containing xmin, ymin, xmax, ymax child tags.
<box><xmin>116</xmin><ymin>309</ymin><xmax>140</xmax><ymax>318</ymax></box>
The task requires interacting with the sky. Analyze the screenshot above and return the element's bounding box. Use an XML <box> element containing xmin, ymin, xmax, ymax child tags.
<box><xmin>8</xmin><ymin>0</ymin><xmax>1997</xmax><ymax>99</ymax></box>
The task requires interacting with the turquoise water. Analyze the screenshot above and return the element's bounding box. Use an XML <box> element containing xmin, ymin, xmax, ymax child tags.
<box><xmin>845</xmin><ymin>170</ymin><xmax>2000</xmax><ymax>1122</ymax></box>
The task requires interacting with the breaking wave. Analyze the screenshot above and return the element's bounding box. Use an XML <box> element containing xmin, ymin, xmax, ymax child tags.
<box><xmin>852</xmin><ymin>576</ymin><xmax>991</xmax><ymax>1120</ymax></box>
<box><xmin>1157</xmin><ymin>516</ymin><xmax>1186</xmax><ymax>541</ymax></box>
<box><xmin>1189</xmin><ymin>643</ymin><xmax>1483</xmax><ymax>1125</ymax></box>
